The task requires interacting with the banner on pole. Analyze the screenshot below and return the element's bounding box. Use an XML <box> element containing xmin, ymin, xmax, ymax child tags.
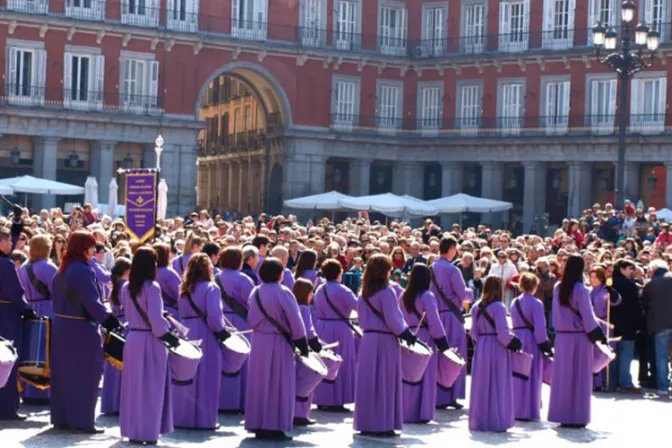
<box><xmin>124</xmin><ymin>170</ymin><xmax>157</xmax><ymax>243</ymax></box>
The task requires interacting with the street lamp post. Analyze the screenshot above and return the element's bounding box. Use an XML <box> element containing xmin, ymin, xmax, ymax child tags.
<box><xmin>592</xmin><ymin>0</ymin><xmax>660</xmax><ymax>208</ymax></box>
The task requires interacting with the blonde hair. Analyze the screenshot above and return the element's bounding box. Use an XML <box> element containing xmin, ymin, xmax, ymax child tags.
<box><xmin>29</xmin><ymin>234</ymin><xmax>52</xmax><ymax>263</ymax></box>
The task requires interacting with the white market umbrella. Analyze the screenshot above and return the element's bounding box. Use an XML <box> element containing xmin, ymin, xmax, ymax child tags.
<box><xmin>0</xmin><ymin>185</ymin><xmax>13</xmax><ymax>195</ymax></box>
<box><xmin>84</xmin><ymin>176</ymin><xmax>98</xmax><ymax>206</ymax></box>
<box><xmin>0</xmin><ymin>175</ymin><xmax>85</xmax><ymax>195</ymax></box>
<box><xmin>157</xmin><ymin>178</ymin><xmax>168</xmax><ymax>220</ymax></box>
<box><xmin>339</xmin><ymin>193</ymin><xmax>438</xmax><ymax>217</ymax></box>
<box><xmin>107</xmin><ymin>178</ymin><xmax>118</xmax><ymax>217</ymax></box>
<box><xmin>427</xmin><ymin>193</ymin><xmax>513</xmax><ymax>214</ymax></box>
<box><xmin>654</xmin><ymin>208</ymin><xmax>672</xmax><ymax>221</ymax></box>
<box><xmin>284</xmin><ymin>191</ymin><xmax>353</xmax><ymax>210</ymax></box>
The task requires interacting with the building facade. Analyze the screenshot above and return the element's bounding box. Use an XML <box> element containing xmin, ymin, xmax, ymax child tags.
<box><xmin>1</xmin><ymin>0</ymin><xmax>671</xmax><ymax>226</ymax></box>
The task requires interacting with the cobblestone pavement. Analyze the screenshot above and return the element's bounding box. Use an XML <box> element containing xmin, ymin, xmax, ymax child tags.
<box><xmin>1</xmin><ymin>384</ymin><xmax>669</xmax><ymax>448</ymax></box>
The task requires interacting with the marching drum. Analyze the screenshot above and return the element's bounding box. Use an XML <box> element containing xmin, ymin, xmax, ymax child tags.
<box><xmin>170</xmin><ymin>338</ymin><xmax>203</xmax><ymax>383</ymax></box>
<box><xmin>593</xmin><ymin>341</ymin><xmax>616</xmax><ymax>374</ymax></box>
<box><xmin>18</xmin><ymin>318</ymin><xmax>51</xmax><ymax>389</ymax></box>
<box><xmin>511</xmin><ymin>351</ymin><xmax>533</xmax><ymax>381</ymax></box>
<box><xmin>0</xmin><ymin>338</ymin><xmax>18</xmax><ymax>389</ymax></box>
<box><xmin>103</xmin><ymin>330</ymin><xmax>126</xmax><ymax>371</ymax></box>
<box><xmin>296</xmin><ymin>352</ymin><xmax>328</xmax><ymax>398</ymax></box>
<box><xmin>319</xmin><ymin>349</ymin><xmax>343</xmax><ymax>382</ymax></box>
<box><xmin>221</xmin><ymin>332</ymin><xmax>251</xmax><ymax>375</ymax></box>
<box><xmin>437</xmin><ymin>348</ymin><xmax>466</xmax><ymax>389</ymax></box>
<box><xmin>400</xmin><ymin>339</ymin><xmax>433</xmax><ymax>383</ymax></box>
<box><xmin>542</xmin><ymin>355</ymin><xmax>553</xmax><ymax>385</ymax></box>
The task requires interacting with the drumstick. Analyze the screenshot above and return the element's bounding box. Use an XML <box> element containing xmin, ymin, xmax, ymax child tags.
<box><xmin>414</xmin><ymin>312</ymin><xmax>426</xmax><ymax>336</ymax></box>
<box><xmin>166</xmin><ymin>314</ymin><xmax>189</xmax><ymax>338</ymax></box>
<box><xmin>232</xmin><ymin>329</ymin><xmax>254</xmax><ymax>335</ymax></box>
<box><xmin>596</xmin><ymin>317</ymin><xmax>615</xmax><ymax>330</ymax></box>
<box><xmin>607</xmin><ymin>336</ymin><xmax>622</xmax><ymax>343</ymax></box>
<box><xmin>321</xmin><ymin>341</ymin><xmax>339</xmax><ymax>350</ymax></box>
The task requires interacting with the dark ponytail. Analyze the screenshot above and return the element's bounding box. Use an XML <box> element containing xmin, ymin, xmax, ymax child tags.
<box><xmin>109</xmin><ymin>257</ymin><xmax>131</xmax><ymax>307</ymax></box>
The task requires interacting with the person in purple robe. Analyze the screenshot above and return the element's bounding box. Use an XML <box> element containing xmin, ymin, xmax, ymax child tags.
<box><xmin>101</xmin><ymin>257</ymin><xmax>131</xmax><ymax>416</ymax></box>
<box><xmin>294</xmin><ymin>249</ymin><xmax>323</xmax><ymax>290</ymax></box>
<box><xmin>390</xmin><ymin>281</ymin><xmax>404</xmax><ymax>300</ymax></box>
<box><xmin>0</xmin><ymin>217</ymin><xmax>36</xmax><ymax>421</ymax></box>
<box><xmin>430</xmin><ymin>236</ymin><xmax>473</xmax><ymax>410</ymax></box>
<box><xmin>588</xmin><ymin>264</ymin><xmax>621</xmax><ymax>391</ymax></box>
<box><xmin>203</xmin><ymin>242</ymin><xmax>221</xmax><ymax>276</ymax></box>
<box><xmin>215</xmin><ymin>247</ymin><xmax>254</xmax><ymax>413</ymax></box>
<box><xmin>242</xmin><ymin>245</ymin><xmax>260</xmax><ymax>285</ymax></box>
<box><xmin>50</xmin><ymin>231</ymin><xmax>122</xmax><ymax>433</ymax></box>
<box><xmin>313</xmin><ymin>259</ymin><xmax>358</xmax><ymax>412</ymax></box>
<box><xmin>89</xmin><ymin>243</ymin><xmax>112</xmax><ymax>300</ymax></box>
<box><xmin>173</xmin><ymin>253</ymin><xmax>230</xmax><ymax>430</ymax></box>
<box><xmin>548</xmin><ymin>255</ymin><xmax>605</xmax><ymax>428</ymax></box>
<box><xmin>354</xmin><ymin>254</ymin><xmax>416</xmax><ymax>438</ymax></box>
<box><xmin>18</xmin><ymin>234</ymin><xmax>57</xmax><ymax>404</ymax></box>
<box><xmin>245</xmin><ymin>257</ymin><xmax>308</xmax><ymax>441</ymax></box>
<box><xmin>172</xmin><ymin>234</ymin><xmax>203</xmax><ymax>278</ymax></box>
<box><xmin>510</xmin><ymin>273</ymin><xmax>553</xmax><ymax>421</ymax></box>
<box><xmin>153</xmin><ymin>243</ymin><xmax>181</xmax><ymax>319</ymax></box>
<box><xmin>400</xmin><ymin>263</ymin><xmax>450</xmax><ymax>424</ymax></box>
<box><xmin>271</xmin><ymin>246</ymin><xmax>295</xmax><ymax>291</ymax></box>
<box><xmin>292</xmin><ymin>279</ymin><xmax>323</xmax><ymax>426</ymax></box>
<box><xmin>469</xmin><ymin>276</ymin><xmax>521</xmax><ymax>432</ymax></box>
<box><xmin>120</xmin><ymin>247</ymin><xmax>177</xmax><ymax>445</ymax></box>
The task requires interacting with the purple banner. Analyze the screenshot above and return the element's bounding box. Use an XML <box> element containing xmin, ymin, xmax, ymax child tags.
<box><xmin>124</xmin><ymin>170</ymin><xmax>157</xmax><ymax>243</ymax></box>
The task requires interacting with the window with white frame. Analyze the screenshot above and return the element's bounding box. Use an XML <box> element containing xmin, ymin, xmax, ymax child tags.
<box><xmin>588</xmin><ymin>78</ymin><xmax>616</xmax><ymax>131</ymax></box>
<box><xmin>122</xmin><ymin>0</ymin><xmax>160</xmax><ymax>27</ymax></box>
<box><xmin>301</xmin><ymin>0</ymin><xmax>325</xmax><ymax>47</ymax></box>
<box><xmin>334</xmin><ymin>0</ymin><xmax>358</xmax><ymax>50</ymax></box>
<box><xmin>232</xmin><ymin>0</ymin><xmax>268</xmax><ymax>41</ymax></box>
<box><xmin>643</xmin><ymin>0</ymin><xmax>667</xmax><ymax>38</ymax></box>
<box><xmin>377</xmin><ymin>83</ymin><xmax>401</xmax><ymax>130</ymax></box>
<box><xmin>458</xmin><ymin>83</ymin><xmax>482</xmax><ymax>129</ymax></box>
<box><xmin>542</xmin><ymin>0</ymin><xmax>575</xmax><ymax>49</ymax></box>
<box><xmin>120</xmin><ymin>55</ymin><xmax>159</xmax><ymax>112</ymax></box>
<box><xmin>379</xmin><ymin>4</ymin><xmax>408</xmax><ymax>56</ymax></box>
<box><xmin>6</xmin><ymin>44</ymin><xmax>46</xmax><ymax>105</ymax></box>
<box><xmin>7</xmin><ymin>0</ymin><xmax>48</xmax><ymax>14</ymax></box>
<box><xmin>499</xmin><ymin>0</ymin><xmax>529</xmax><ymax>52</ymax></box>
<box><xmin>631</xmin><ymin>75</ymin><xmax>667</xmax><ymax>132</ymax></box>
<box><xmin>543</xmin><ymin>79</ymin><xmax>570</xmax><ymax>133</ymax></box>
<box><xmin>167</xmin><ymin>0</ymin><xmax>199</xmax><ymax>33</ymax></box>
<box><xmin>64</xmin><ymin>51</ymin><xmax>104</xmax><ymax>110</ymax></box>
<box><xmin>462</xmin><ymin>2</ymin><xmax>486</xmax><ymax>54</ymax></box>
<box><xmin>419</xmin><ymin>85</ymin><xmax>442</xmax><ymax>130</ymax></box>
<box><xmin>332</xmin><ymin>78</ymin><xmax>357</xmax><ymax>126</ymax></box>
<box><xmin>499</xmin><ymin>82</ymin><xmax>524</xmax><ymax>132</ymax></box>
<box><xmin>588</xmin><ymin>0</ymin><xmax>618</xmax><ymax>43</ymax></box>
<box><xmin>65</xmin><ymin>0</ymin><xmax>104</xmax><ymax>20</ymax></box>
<box><xmin>421</xmin><ymin>6</ymin><xmax>446</xmax><ymax>57</ymax></box>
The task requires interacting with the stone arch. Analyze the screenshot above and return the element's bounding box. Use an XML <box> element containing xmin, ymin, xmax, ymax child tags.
<box><xmin>194</xmin><ymin>61</ymin><xmax>293</xmax><ymax>128</ymax></box>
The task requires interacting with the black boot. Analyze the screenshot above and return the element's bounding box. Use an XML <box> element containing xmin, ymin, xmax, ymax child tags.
<box><xmin>293</xmin><ymin>417</ymin><xmax>316</xmax><ymax>426</ymax></box>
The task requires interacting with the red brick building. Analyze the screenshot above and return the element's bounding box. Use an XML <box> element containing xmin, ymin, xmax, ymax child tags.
<box><xmin>0</xmin><ymin>0</ymin><xmax>670</xmax><ymax>228</ymax></box>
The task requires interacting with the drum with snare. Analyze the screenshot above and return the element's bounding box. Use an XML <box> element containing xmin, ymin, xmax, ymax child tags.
<box><xmin>464</xmin><ymin>316</ymin><xmax>473</xmax><ymax>333</ymax></box>
<box><xmin>437</xmin><ymin>348</ymin><xmax>466</xmax><ymax>389</ymax></box>
<box><xmin>296</xmin><ymin>351</ymin><xmax>328</xmax><ymax>398</ymax></box>
<box><xmin>103</xmin><ymin>330</ymin><xmax>125</xmax><ymax>371</ymax></box>
<box><xmin>401</xmin><ymin>339</ymin><xmax>433</xmax><ymax>383</ymax></box>
<box><xmin>18</xmin><ymin>318</ymin><xmax>51</xmax><ymax>390</ymax></box>
<box><xmin>542</xmin><ymin>355</ymin><xmax>553</xmax><ymax>385</ymax></box>
<box><xmin>0</xmin><ymin>339</ymin><xmax>18</xmax><ymax>389</ymax></box>
<box><xmin>593</xmin><ymin>341</ymin><xmax>616</xmax><ymax>374</ymax></box>
<box><xmin>511</xmin><ymin>351</ymin><xmax>533</xmax><ymax>381</ymax></box>
<box><xmin>319</xmin><ymin>349</ymin><xmax>343</xmax><ymax>382</ymax></box>
<box><xmin>170</xmin><ymin>338</ymin><xmax>203</xmax><ymax>383</ymax></box>
<box><xmin>221</xmin><ymin>333</ymin><xmax>251</xmax><ymax>375</ymax></box>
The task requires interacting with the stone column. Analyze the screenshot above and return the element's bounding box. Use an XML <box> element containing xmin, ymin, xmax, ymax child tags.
<box><xmin>480</xmin><ymin>161</ymin><xmax>504</xmax><ymax>228</ymax></box>
<box><xmin>522</xmin><ymin>161</ymin><xmax>547</xmax><ymax>234</ymax></box>
<box><xmin>217</xmin><ymin>161</ymin><xmax>226</xmax><ymax>209</ymax></box>
<box><xmin>160</xmin><ymin>144</ymin><xmax>197</xmax><ymax>217</ymax></box>
<box><xmin>567</xmin><ymin>161</ymin><xmax>592</xmax><ymax>218</ymax></box>
<box><xmin>441</xmin><ymin>162</ymin><xmax>464</xmax><ymax>196</ymax></box>
<box><xmin>350</xmin><ymin>158</ymin><xmax>372</xmax><ymax>196</ymax></box>
<box><xmin>142</xmin><ymin>143</ymin><xmax>156</xmax><ymax>169</ymax></box>
<box><xmin>309</xmin><ymin>154</ymin><xmax>326</xmax><ymax>195</ymax></box>
<box><xmin>666</xmin><ymin>162</ymin><xmax>672</xmax><ymax>209</ymax></box>
<box><xmin>90</xmin><ymin>140</ymin><xmax>116</xmax><ymax>208</ymax></box>
<box><xmin>196</xmin><ymin>162</ymin><xmax>208</xmax><ymax>208</ymax></box>
<box><xmin>621</xmin><ymin>162</ymin><xmax>641</xmax><ymax>202</ymax></box>
<box><xmin>238</xmin><ymin>161</ymin><xmax>248</xmax><ymax>214</ymax></box>
<box><xmin>208</xmin><ymin>162</ymin><xmax>218</xmax><ymax>210</ymax></box>
<box><xmin>33</xmin><ymin>137</ymin><xmax>60</xmax><ymax>210</ymax></box>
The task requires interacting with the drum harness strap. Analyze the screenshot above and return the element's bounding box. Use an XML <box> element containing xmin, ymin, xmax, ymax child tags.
<box><xmin>215</xmin><ymin>277</ymin><xmax>249</xmax><ymax>321</ymax></box>
<box><xmin>430</xmin><ymin>266</ymin><xmax>466</xmax><ymax>324</ymax></box>
<box><xmin>161</xmin><ymin>291</ymin><xmax>178</xmax><ymax>310</ymax></box>
<box><xmin>253</xmin><ymin>290</ymin><xmax>294</xmax><ymax>350</ymax></box>
<box><xmin>513</xmin><ymin>299</ymin><xmax>535</xmax><ymax>331</ymax></box>
<box><xmin>184</xmin><ymin>288</ymin><xmax>236</xmax><ymax>337</ymax></box>
<box><xmin>361</xmin><ymin>292</ymin><xmax>395</xmax><ymax>336</ymax></box>
<box><xmin>127</xmin><ymin>290</ymin><xmax>154</xmax><ymax>334</ymax></box>
<box><xmin>475</xmin><ymin>302</ymin><xmax>498</xmax><ymax>336</ymax></box>
<box><xmin>26</xmin><ymin>264</ymin><xmax>51</xmax><ymax>300</ymax></box>
<box><xmin>54</xmin><ymin>275</ymin><xmax>94</xmax><ymax>323</ymax></box>
<box><xmin>323</xmin><ymin>286</ymin><xmax>362</xmax><ymax>337</ymax></box>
